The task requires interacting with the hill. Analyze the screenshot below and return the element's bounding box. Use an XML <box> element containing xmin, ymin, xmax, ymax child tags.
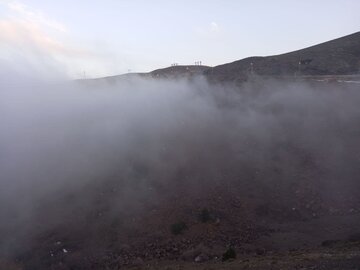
<box><xmin>88</xmin><ymin>31</ymin><xmax>360</xmax><ymax>84</ymax></box>
<box><xmin>150</xmin><ymin>65</ymin><xmax>210</xmax><ymax>78</ymax></box>
<box><xmin>205</xmin><ymin>32</ymin><xmax>360</xmax><ymax>82</ymax></box>
<box><xmin>86</xmin><ymin>65</ymin><xmax>210</xmax><ymax>84</ymax></box>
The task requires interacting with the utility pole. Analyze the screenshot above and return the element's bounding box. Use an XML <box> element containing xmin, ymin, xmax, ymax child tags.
<box><xmin>296</xmin><ymin>60</ymin><xmax>301</xmax><ymax>78</ymax></box>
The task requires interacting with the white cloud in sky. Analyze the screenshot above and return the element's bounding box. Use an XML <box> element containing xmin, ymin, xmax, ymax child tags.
<box><xmin>195</xmin><ymin>21</ymin><xmax>222</xmax><ymax>38</ymax></box>
<box><xmin>0</xmin><ymin>1</ymin><xmax>124</xmax><ymax>79</ymax></box>
<box><xmin>210</xmin><ymin>22</ymin><xmax>220</xmax><ymax>33</ymax></box>
<box><xmin>7</xmin><ymin>1</ymin><xmax>66</xmax><ymax>32</ymax></box>
<box><xmin>0</xmin><ymin>19</ymin><xmax>85</xmax><ymax>57</ymax></box>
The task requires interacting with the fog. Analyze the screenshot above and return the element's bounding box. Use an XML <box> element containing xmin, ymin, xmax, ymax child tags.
<box><xmin>1</xmin><ymin>70</ymin><xmax>360</xmax><ymax>260</ymax></box>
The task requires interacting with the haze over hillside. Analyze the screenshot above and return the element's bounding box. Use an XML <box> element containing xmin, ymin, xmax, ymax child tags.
<box><xmin>3</xmin><ymin>74</ymin><xmax>360</xmax><ymax>270</ymax></box>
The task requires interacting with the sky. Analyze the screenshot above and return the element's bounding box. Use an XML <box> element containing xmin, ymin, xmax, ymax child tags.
<box><xmin>0</xmin><ymin>0</ymin><xmax>359</xmax><ymax>79</ymax></box>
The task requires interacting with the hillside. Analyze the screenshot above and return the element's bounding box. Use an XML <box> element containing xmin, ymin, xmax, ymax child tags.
<box><xmin>150</xmin><ymin>65</ymin><xmax>210</xmax><ymax>78</ymax></box>
<box><xmin>87</xmin><ymin>65</ymin><xmax>209</xmax><ymax>84</ymax></box>
<box><xmin>205</xmin><ymin>32</ymin><xmax>360</xmax><ymax>82</ymax></box>
<box><xmin>88</xmin><ymin>31</ymin><xmax>360</xmax><ymax>84</ymax></box>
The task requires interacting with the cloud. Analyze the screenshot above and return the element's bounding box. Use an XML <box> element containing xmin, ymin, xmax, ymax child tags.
<box><xmin>0</xmin><ymin>19</ymin><xmax>84</xmax><ymax>56</ymax></box>
<box><xmin>210</xmin><ymin>22</ymin><xmax>220</xmax><ymax>32</ymax></box>
<box><xmin>0</xmin><ymin>18</ymin><xmax>92</xmax><ymax>79</ymax></box>
<box><xmin>0</xmin><ymin>1</ymin><xmax>122</xmax><ymax>79</ymax></box>
<box><xmin>195</xmin><ymin>21</ymin><xmax>222</xmax><ymax>39</ymax></box>
<box><xmin>7</xmin><ymin>1</ymin><xmax>66</xmax><ymax>32</ymax></box>
<box><xmin>1</xmin><ymin>75</ymin><xmax>360</xmax><ymax>264</ymax></box>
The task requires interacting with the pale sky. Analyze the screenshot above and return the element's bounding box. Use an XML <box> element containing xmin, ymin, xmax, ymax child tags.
<box><xmin>0</xmin><ymin>0</ymin><xmax>359</xmax><ymax>79</ymax></box>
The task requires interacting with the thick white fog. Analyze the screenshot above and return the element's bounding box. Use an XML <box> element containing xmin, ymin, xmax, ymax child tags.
<box><xmin>1</xmin><ymin>70</ymin><xmax>360</xmax><ymax>257</ymax></box>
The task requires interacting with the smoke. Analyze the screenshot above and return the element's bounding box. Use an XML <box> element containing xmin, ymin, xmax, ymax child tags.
<box><xmin>1</xmin><ymin>69</ymin><xmax>360</xmax><ymax>262</ymax></box>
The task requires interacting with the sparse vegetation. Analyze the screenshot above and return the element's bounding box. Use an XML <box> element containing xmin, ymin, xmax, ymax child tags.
<box><xmin>222</xmin><ymin>247</ymin><xmax>236</xmax><ymax>261</ymax></box>
<box><xmin>170</xmin><ymin>221</ymin><xmax>187</xmax><ymax>235</ymax></box>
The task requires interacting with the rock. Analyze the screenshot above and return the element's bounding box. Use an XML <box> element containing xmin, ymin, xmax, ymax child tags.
<box><xmin>194</xmin><ymin>253</ymin><xmax>210</xmax><ymax>263</ymax></box>
<box><xmin>181</xmin><ymin>243</ymin><xmax>210</xmax><ymax>261</ymax></box>
<box><xmin>181</xmin><ymin>248</ymin><xmax>198</xmax><ymax>261</ymax></box>
<box><xmin>215</xmin><ymin>218</ymin><xmax>221</xmax><ymax>225</ymax></box>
